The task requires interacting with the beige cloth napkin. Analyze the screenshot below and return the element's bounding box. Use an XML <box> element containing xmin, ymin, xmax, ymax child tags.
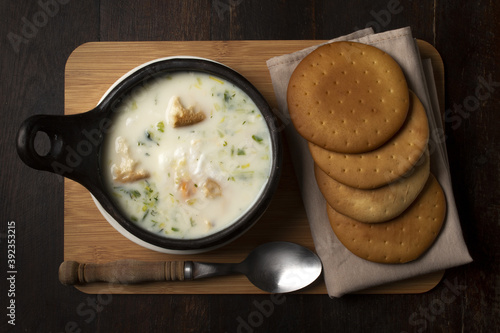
<box><xmin>266</xmin><ymin>27</ymin><xmax>472</xmax><ymax>297</ymax></box>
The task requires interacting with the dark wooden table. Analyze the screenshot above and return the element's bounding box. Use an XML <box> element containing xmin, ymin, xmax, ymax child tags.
<box><xmin>1</xmin><ymin>1</ymin><xmax>499</xmax><ymax>332</ymax></box>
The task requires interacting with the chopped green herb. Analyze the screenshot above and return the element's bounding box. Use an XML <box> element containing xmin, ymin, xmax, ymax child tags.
<box><xmin>209</xmin><ymin>76</ymin><xmax>224</xmax><ymax>84</ymax></box>
<box><xmin>237</xmin><ymin>148</ymin><xmax>246</xmax><ymax>155</ymax></box>
<box><xmin>171</xmin><ymin>227</ymin><xmax>180</xmax><ymax>232</ymax></box>
<box><xmin>146</xmin><ymin>130</ymin><xmax>160</xmax><ymax>146</ymax></box>
<box><xmin>113</xmin><ymin>187</ymin><xmax>141</xmax><ymax>199</ymax></box>
<box><xmin>252</xmin><ymin>135</ymin><xmax>263</xmax><ymax>143</ymax></box>
<box><xmin>157</xmin><ymin>121</ymin><xmax>165</xmax><ymax>133</ymax></box>
<box><xmin>234</xmin><ymin>170</ymin><xmax>254</xmax><ymax>180</ymax></box>
<box><xmin>131</xmin><ymin>101</ymin><xmax>138</xmax><ymax>110</ymax></box>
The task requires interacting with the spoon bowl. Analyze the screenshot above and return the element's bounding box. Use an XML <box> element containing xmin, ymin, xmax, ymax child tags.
<box><xmin>236</xmin><ymin>242</ymin><xmax>323</xmax><ymax>293</ymax></box>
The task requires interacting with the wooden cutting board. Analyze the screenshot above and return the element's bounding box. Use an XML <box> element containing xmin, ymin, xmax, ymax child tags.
<box><xmin>64</xmin><ymin>40</ymin><xmax>445</xmax><ymax>294</ymax></box>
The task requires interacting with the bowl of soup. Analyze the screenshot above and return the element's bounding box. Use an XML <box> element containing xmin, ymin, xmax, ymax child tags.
<box><xmin>17</xmin><ymin>57</ymin><xmax>283</xmax><ymax>254</ymax></box>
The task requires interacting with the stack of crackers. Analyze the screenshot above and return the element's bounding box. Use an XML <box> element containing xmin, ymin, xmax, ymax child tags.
<box><xmin>287</xmin><ymin>42</ymin><xmax>446</xmax><ymax>264</ymax></box>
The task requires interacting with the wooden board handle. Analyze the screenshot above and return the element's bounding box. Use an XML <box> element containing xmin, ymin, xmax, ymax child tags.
<box><xmin>59</xmin><ymin>259</ymin><xmax>190</xmax><ymax>285</ymax></box>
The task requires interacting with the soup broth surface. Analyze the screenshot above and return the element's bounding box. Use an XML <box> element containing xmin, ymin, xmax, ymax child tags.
<box><xmin>102</xmin><ymin>71</ymin><xmax>272</xmax><ymax>239</ymax></box>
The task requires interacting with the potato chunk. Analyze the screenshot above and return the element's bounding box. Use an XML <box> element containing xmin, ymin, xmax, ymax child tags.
<box><xmin>202</xmin><ymin>178</ymin><xmax>222</xmax><ymax>198</ymax></box>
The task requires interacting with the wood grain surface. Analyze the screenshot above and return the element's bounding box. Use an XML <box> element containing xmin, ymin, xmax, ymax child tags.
<box><xmin>2</xmin><ymin>1</ymin><xmax>498</xmax><ymax>332</ymax></box>
<box><xmin>64</xmin><ymin>40</ymin><xmax>444</xmax><ymax>295</ymax></box>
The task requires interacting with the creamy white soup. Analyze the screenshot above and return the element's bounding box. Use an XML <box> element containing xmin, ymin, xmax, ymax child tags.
<box><xmin>102</xmin><ymin>71</ymin><xmax>272</xmax><ymax>239</ymax></box>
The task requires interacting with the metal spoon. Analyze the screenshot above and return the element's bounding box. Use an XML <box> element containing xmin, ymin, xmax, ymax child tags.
<box><xmin>59</xmin><ymin>241</ymin><xmax>323</xmax><ymax>293</ymax></box>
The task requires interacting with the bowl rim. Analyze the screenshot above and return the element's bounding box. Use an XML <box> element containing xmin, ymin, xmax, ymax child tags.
<box><xmin>94</xmin><ymin>56</ymin><xmax>283</xmax><ymax>254</ymax></box>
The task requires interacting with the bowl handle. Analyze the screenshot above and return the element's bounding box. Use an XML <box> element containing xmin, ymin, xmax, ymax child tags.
<box><xmin>16</xmin><ymin>109</ymin><xmax>106</xmax><ymax>184</ymax></box>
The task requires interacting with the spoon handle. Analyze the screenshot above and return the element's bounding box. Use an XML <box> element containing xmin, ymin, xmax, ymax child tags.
<box><xmin>58</xmin><ymin>259</ymin><xmax>193</xmax><ymax>285</ymax></box>
<box><xmin>192</xmin><ymin>262</ymin><xmax>238</xmax><ymax>280</ymax></box>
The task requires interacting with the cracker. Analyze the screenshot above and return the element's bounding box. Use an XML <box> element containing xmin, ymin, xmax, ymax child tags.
<box><xmin>287</xmin><ymin>41</ymin><xmax>409</xmax><ymax>153</ymax></box>
<box><xmin>315</xmin><ymin>149</ymin><xmax>430</xmax><ymax>223</ymax></box>
<box><xmin>310</xmin><ymin>90</ymin><xmax>429</xmax><ymax>189</ymax></box>
<box><xmin>327</xmin><ymin>174</ymin><xmax>446</xmax><ymax>264</ymax></box>
<box><xmin>167</xmin><ymin>96</ymin><xmax>206</xmax><ymax>127</ymax></box>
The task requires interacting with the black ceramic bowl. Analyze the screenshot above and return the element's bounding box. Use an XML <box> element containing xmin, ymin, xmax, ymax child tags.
<box><xmin>17</xmin><ymin>56</ymin><xmax>283</xmax><ymax>254</ymax></box>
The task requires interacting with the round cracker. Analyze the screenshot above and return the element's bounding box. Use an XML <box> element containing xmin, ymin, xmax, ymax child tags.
<box><xmin>287</xmin><ymin>41</ymin><xmax>409</xmax><ymax>153</ymax></box>
<box><xmin>315</xmin><ymin>149</ymin><xmax>430</xmax><ymax>223</ymax></box>
<box><xmin>310</xmin><ymin>90</ymin><xmax>429</xmax><ymax>189</ymax></box>
<box><xmin>327</xmin><ymin>174</ymin><xmax>446</xmax><ymax>264</ymax></box>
